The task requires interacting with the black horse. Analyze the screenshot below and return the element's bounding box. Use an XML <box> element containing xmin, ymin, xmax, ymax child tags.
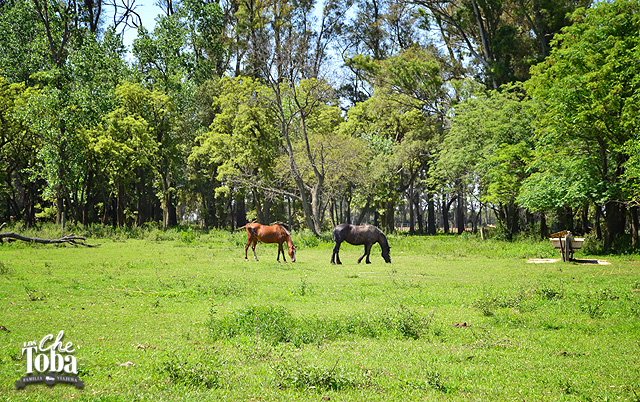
<box><xmin>331</xmin><ymin>224</ymin><xmax>391</xmax><ymax>264</ymax></box>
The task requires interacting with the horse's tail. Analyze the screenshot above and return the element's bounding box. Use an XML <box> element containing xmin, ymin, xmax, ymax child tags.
<box><xmin>234</xmin><ymin>219</ymin><xmax>261</xmax><ymax>232</ymax></box>
<box><xmin>234</xmin><ymin>224</ymin><xmax>248</xmax><ymax>232</ymax></box>
<box><xmin>332</xmin><ymin>226</ymin><xmax>338</xmax><ymax>243</ymax></box>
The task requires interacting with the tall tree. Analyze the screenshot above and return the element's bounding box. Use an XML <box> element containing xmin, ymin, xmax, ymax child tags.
<box><xmin>87</xmin><ymin>82</ymin><xmax>158</xmax><ymax>226</ymax></box>
<box><xmin>189</xmin><ymin>76</ymin><xmax>280</xmax><ymax>225</ymax></box>
<box><xmin>0</xmin><ymin>0</ymin><xmax>48</xmax><ymax>84</ymax></box>
<box><xmin>343</xmin><ymin>47</ymin><xmax>449</xmax><ymax>233</ymax></box>
<box><xmin>437</xmin><ymin>82</ymin><xmax>535</xmax><ymax>239</ymax></box>
<box><xmin>525</xmin><ymin>0</ymin><xmax>640</xmax><ymax>250</ymax></box>
<box><xmin>409</xmin><ymin>0</ymin><xmax>592</xmax><ymax>88</ymax></box>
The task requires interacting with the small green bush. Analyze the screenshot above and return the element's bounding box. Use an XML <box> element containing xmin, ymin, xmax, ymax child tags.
<box><xmin>273</xmin><ymin>360</ymin><xmax>372</xmax><ymax>391</ymax></box>
<box><xmin>161</xmin><ymin>358</ymin><xmax>221</xmax><ymax>389</ymax></box>
<box><xmin>0</xmin><ymin>261</ymin><xmax>11</xmax><ymax>275</ymax></box>
<box><xmin>210</xmin><ymin>305</ymin><xmax>432</xmax><ymax>346</ymax></box>
<box><xmin>582</xmin><ymin>231</ymin><xmax>604</xmax><ymax>255</ymax></box>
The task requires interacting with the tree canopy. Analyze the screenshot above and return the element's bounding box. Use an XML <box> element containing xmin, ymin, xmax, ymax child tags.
<box><xmin>0</xmin><ymin>0</ymin><xmax>638</xmax><ymax>251</ymax></box>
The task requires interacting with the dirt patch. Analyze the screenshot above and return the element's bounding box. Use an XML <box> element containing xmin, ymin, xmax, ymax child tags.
<box><xmin>527</xmin><ymin>258</ymin><xmax>561</xmax><ymax>264</ymax></box>
<box><xmin>527</xmin><ymin>258</ymin><xmax>611</xmax><ymax>265</ymax></box>
<box><xmin>573</xmin><ymin>259</ymin><xmax>611</xmax><ymax>265</ymax></box>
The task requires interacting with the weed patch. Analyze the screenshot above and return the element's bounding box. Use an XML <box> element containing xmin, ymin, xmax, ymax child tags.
<box><xmin>23</xmin><ymin>285</ymin><xmax>46</xmax><ymax>301</ymax></box>
<box><xmin>161</xmin><ymin>355</ymin><xmax>222</xmax><ymax>389</ymax></box>
<box><xmin>0</xmin><ymin>262</ymin><xmax>12</xmax><ymax>275</ymax></box>
<box><xmin>210</xmin><ymin>305</ymin><xmax>433</xmax><ymax>346</ymax></box>
<box><xmin>474</xmin><ymin>289</ymin><xmax>527</xmax><ymax>317</ymax></box>
<box><xmin>404</xmin><ymin>370</ymin><xmax>457</xmax><ymax>394</ymax></box>
<box><xmin>211</xmin><ymin>279</ymin><xmax>245</xmax><ymax>297</ymax></box>
<box><xmin>273</xmin><ymin>360</ymin><xmax>373</xmax><ymax>391</ymax></box>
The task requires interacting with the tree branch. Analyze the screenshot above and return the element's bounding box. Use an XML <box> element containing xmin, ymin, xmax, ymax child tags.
<box><xmin>0</xmin><ymin>228</ymin><xmax>100</xmax><ymax>247</ymax></box>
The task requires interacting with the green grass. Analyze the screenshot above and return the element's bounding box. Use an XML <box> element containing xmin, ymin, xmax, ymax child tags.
<box><xmin>1</xmin><ymin>228</ymin><xmax>639</xmax><ymax>401</ymax></box>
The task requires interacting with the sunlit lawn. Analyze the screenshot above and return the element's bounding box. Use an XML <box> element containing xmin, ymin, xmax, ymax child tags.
<box><xmin>1</xmin><ymin>230</ymin><xmax>639</xmax><ymax>401</ymax></box>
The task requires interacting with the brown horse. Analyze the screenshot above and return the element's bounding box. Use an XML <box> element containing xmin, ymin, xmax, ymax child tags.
<box><xmin>243</xmin><ymin>223</ymin><xmax>297</xmax><ymax>262</ymax></box>
<box><xmin>331</xmin><ymin>223</ymin><xmax>391</xmax><ymax>264</ymax></box>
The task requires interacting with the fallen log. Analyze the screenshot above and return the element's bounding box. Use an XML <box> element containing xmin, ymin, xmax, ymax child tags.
<box><xmin>0</xmin><ymin>224</ymin><xmax>99</xmax><ymax>247</ymax></box>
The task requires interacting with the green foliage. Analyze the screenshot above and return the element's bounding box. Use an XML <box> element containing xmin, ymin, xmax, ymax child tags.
<box><xmin>438</xmin><ymin>82</ymin><xmax>535</xmax><ymax>236</ymax></box>
<box><xmin>273</xmin><ymin>359</ymin><xmax>370</xmax><ymax>391</ymax></box>
<box><xmin>581</xmin><ymin>231</ymin><xmax>604</xmax><ymax>255</ymax></box>
<box><xmin>189</xmin><ymin>76</ymin><xmax>280</xmax><ymax>205</ymax></box>
<box><xmin>162</xmin><ymin>355</ymin><xmax>222</xmax><ymax>389</ymax></box>
<box><xmin>0</xmin><ymin>0</ymin><xmax>48</xmax><ymax>83</ymax></box>
<box><xmin>210</xmin><ymin>304</ymin><xmax>433</xmax><ymax>347</ymax></box>
<box><xmin>525</xmin><ymin>0</ymin><xmax>640</xmax><ymax>226</ymax></box>
<box><xmin>0</xmin><ymin>261</ymin><xmax>11</xmax><ymax>275</ymax></box>
<box><xmin>133</xmin><ymin>16</ymin><xmax>191</xmax><ymax>93</ymax></box>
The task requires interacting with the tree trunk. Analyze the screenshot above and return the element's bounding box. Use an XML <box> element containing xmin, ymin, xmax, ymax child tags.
<box><xmin>310</xmin><ymin>182</ymin><xmax>323</xmax><ymax>234</ymax></box>
<box><xmin>469</xmin><ymin>0</ymin><xmax>497</xmax><ymax>89</ymax></box>
<box><xmin>136</xmin><ymin>168</ymin><xmax>147</xmax><ymax>225</ymax></box>
<box><xmin>442</xmin><ymin>194</ymin><xmax>454</xmax><ymax>234</ymax></box>
<box><xmin>345</xmin><ymin>192</ymin><xmax>352</xmax><ymax>224</ymax></box>
<box><xmin>56</xmin><ymin>185</ymin><xmax>64</xmax><ymax>227</ymax></box>
<box><xmin>381</xmin><ymin>200</ymin><xmax>394</xmax><ymax>233</ymax></box>
<box><xmin>356</xmin><ymin>201</ymin><xmax>369</xmax><ymax>225</ymax></box>
<box><xmin>581</xmin><ymin>205</ymin><xmax>589</xmax><ymax>235</ymax></box>
<box><xmin>456</xmin><ymin>190</ymin><xmax>465</xmax><ymax>235</ymax></box>
<box><xmin>236</xmin><ymin>194</ymin><xmax>247</xmax><ymax>228</ymax></box>
<box><xmin>630</xmin><ymin>205</ymin><xmax>639</xmax><ymax>249</ymax></box>
<box><xmin>23</xmin><ymin>180</ymin><xmax>36</xmax><ymax>228</ymax></box>
<box><xmin>408</xmin><ymin>182</ymin><xmax>415</xmax><ymax>234</ymax></box>
<box><xmin>540</xmin><ymin>211</ymin><xmax>549</xmax><ymax>240</ymax></box>
<box><xmin>415</xmin><ymin>195</ymin><xmax>424</xmax><ymax>234</ymax></box>
<box><xmin>427</xmin><ymin>191</ymin><xmax>436</xmax><ymax>235</ymax></box>
<box><xmin>595</xmin><ymin>204</ymin><xmax>602</xmax><ymax>240</ymax></box>
<box><xmin>329</xmin><ymin>199</ymin><xmax>336</xmax><ymax>228</ymax></box>
<box><xmin>604</xmin><ymin>201</ymin><xmax>626</xmax><ymax>251</ymax></box>
<box><xmin>287</xmin><ymin>196</ymin><xmax>293</xmax><ymax>231</ymax></box>
<box><xmin>116</xmin><ymin>183</ymin><xmax>125</xmax><ymax>227</ymax></box>
<box><xmin>162</xmin><ymin>191</ymin><xmax>178</xmax><ymax>228</ymax></box>
<box><xmin>0</xmin><ymin>228</ymin><xmax>98</xmax><ymax>247</ymax></box>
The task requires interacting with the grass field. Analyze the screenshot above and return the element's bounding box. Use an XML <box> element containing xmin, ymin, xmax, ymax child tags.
<box><xmin>1</xmin><ymin>227</ymin><xmax>639</xmax><ymax>401</ymax></box>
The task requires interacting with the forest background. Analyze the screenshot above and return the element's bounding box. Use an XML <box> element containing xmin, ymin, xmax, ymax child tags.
<box><xmin>1</xmin><ymin>0</ymin><xmax>639</xmax><ymax>252</ymax></box>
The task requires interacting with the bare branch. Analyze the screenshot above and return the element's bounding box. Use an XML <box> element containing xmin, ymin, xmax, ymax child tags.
<box><xmin>0</xmin><ymin>229</ymin><xmax>100</xmax><ymax>247</ymax></box>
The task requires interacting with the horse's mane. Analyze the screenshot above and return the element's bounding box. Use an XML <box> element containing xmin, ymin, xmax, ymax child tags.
<box><xmin>375</xmin><ymin>227</ymin><xmax>390</xmax><ymax>250</ymax></box>
<box><xmin>270</xmin><ymin>221</ymin><xmax>290</xmax><ymax>236</ymax></box>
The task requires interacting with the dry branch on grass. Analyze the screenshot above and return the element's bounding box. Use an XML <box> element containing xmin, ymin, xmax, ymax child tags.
<box><xmin>0</xmin><ymin>223</ymin><xmax>100</xmax><ymax>247</ymax></box>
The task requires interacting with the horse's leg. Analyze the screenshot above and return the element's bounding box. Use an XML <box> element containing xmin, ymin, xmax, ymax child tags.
<box><xmin>331</xmin><ymin>241</ymin><xmax>342</xmax><ymax>264</ymax></box>
<box><xmin>357</xmin><ymin>243</ymin><xmax>372</xmax><ymax>264</ymax></box>
<box><xmin>252</xmin><ymin>239</ymin><xmax>259</xmax><ymax>261</ymax></box>
<box><xmin>245</xmin><ymin>237</ymin><xmax>251</xmax><ymax>260</ymax></box>
<box><xmin>278</xmin><ymin>243</ymin><xmax>286</xmax><ymax>263</ymax></box>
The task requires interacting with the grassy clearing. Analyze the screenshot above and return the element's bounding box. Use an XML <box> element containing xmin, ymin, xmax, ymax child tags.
<box><xmin>0</xmin><ymin>228</ymin><xmax>639</xmax><ymax>401</ymax></box>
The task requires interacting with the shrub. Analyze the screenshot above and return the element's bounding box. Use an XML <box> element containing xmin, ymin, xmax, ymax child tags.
<box><xmin>210</xmin><ymin>305</ymin><xmax>433</xmax><ymax>346</ymax></box>
<box><xmin>0</xmin><ymin>261</ymin><xmax>11</xmax><ymax>275</ymax></box>
<box><xmin>273</xmin><ymin>360</ymin><xmax>372</xmax><ymax>391</ymax></box>
<box><xmin>581</xmin><ymin>231</ymin><xmax>604</xmax><ymax>255</ymax></box>
<box><xmin>161</xmin><ymin>357</ymin><xmax>221</xmax><ymax>389</ymax></box>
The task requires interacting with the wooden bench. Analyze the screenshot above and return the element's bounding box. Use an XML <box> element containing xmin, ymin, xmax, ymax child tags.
<box><xmin>550</xmin><ymin>230</ymin><xmax>584</xmax><ymax>262</ymax></box>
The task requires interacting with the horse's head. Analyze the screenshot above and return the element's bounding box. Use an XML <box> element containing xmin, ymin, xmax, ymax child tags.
<box><xmin>382</xmin><ymin>246</ymin><xmax>391</xmax><ymax>263</ymax></box>
<box><xmin>288</xmin><ymin>244</ymin><xmax>297</xmax><ymax>262</ymax></box>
